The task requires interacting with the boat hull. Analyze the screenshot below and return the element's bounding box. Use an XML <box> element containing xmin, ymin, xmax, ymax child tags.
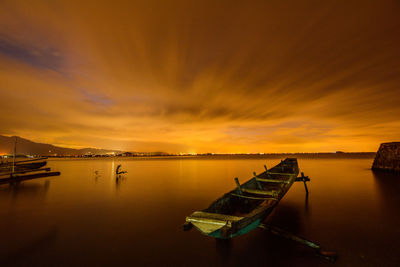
<box><xmin>208</xmin><ymin>218</ymin><xmax>262</xmax><ymax>239</ymax></box>
<box><xmin>185</xmin><ymin>158</ymin><xmax>300</xmax><ymax>239</ymax></box>
<box><xmin>0</xmin><ymin>161</ymin><xmax>47</xmax><ymax>173</ymax></box>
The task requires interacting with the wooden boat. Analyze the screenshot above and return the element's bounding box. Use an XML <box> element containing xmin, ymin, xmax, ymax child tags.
<box><xmin>0</xmin><ymin>138</ymin><xmax>58</xmax><ymax>185</ymax></box>
<box><xmin>184</xmin><ymin>158</ymin><xmax>300</xmax><ymax>239</ymax></box>
<box><xmin>0</xmin><ymin>160</ymin><xmax>47</xmax><ymax>173</ymax></box>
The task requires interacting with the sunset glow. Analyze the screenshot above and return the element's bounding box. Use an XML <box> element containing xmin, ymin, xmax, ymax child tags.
<box><xmin>1</xmin><ymin>1</ymin><xmax>399</xmax><ymax>153</ymax></box>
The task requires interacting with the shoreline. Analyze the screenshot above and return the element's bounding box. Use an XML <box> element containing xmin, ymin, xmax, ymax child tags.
<box><xmin>46</xmin><ymin>152</ymin><xmax>376</xmax><ymax>161</ymax></box>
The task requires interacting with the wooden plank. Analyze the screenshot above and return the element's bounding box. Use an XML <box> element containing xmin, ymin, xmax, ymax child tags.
<box><xmin>234</xmin><ymin>177</ymin><xmax>243</xmax><ymax>194</ymax></box>
<box><xmin>0</xmin><ymin>167</ymin><xmax>51</xmax><ymax>176</ymax></box>
<box><xmin>256</xmin><ymin>177</ymin><xmax>290</xmax><ymax>184</ymax></box>
<box><xmin>188</xmin><ymin>211</ymin><xmax>243</xmax><ymax>222</ymax></box>
<box><xmin>258</xmin><ymin>223</ymin><xmax>337</xmax><ymax>262</ymax></box>
<box><xmin>0</xmin><ymin>172</ymin><xmax>60</xmax><ymax>185</ymax></box>
<box><xmin>231</xmin><ymin>193</ymin><xmax>278</xmax><ymax>201</ymax></box>
<box><xmin>241</xmin><ymin>188</ymin><xmax>280</xmax><ymax>197</ymax></box>
<box><xmin>186</xmin><ymin>211</ymin><xmax>243</xmax><ymax>234</ymax></box>
<box><xmin>266</xmin><ymin>172</ymin><xmax>293</xmax><ymax>176</ymax></box>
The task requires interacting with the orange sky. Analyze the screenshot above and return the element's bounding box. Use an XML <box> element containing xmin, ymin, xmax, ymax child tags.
<box><xmin>0</xmin><ymin>0</ymin><xmax>400</xmax><ymax>153</ymax></box>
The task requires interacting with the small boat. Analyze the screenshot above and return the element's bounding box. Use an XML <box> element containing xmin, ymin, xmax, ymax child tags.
<box><xmin>184</xmin><ymin>158</ymin><xmax>301</xmax><ymax>239</ymax></box>
<box><xmin>0</xmin><ymin>137</ymin><xmax>59</xmax><ymax>184</ymax></box>
<box><xmin>0</xmin><ymin>159</ymin><xmax>47</xmax><ymax>173</ymax></box>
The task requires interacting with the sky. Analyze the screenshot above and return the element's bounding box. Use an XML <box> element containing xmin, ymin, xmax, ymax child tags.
<box><xmin>0</xmin><ymin>0</ymin><xmax>400</xmax><ymax>153</ymax></box>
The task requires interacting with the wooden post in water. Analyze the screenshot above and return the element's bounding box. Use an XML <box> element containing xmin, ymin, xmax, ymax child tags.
<box><xmin>258</xmin><ymin>223</ymin><xmax>337</xmax><ymax>262</ymax></box>
<box><xmin>301</xmin><ymin>172</ymin><xmax>309</xmax><ymax>195</ymax></box>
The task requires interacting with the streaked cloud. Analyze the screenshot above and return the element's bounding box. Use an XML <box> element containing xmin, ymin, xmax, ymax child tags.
<box><xmin>0</xmin><ymin>0</ymin><xmax>399</xmax><ymax>152</ymax></box>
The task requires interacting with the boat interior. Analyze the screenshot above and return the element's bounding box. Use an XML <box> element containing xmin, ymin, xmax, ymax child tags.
<box><xmin>203</xmin><ymin>158</ymin><xmax>299</xmax><ymax>217</ymax></box>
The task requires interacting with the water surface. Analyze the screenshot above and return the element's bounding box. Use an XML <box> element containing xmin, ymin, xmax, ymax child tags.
<box><xmin>0</xmin><ymin>156</ymin><xmax>399</xmax><ymax>266</ymax></box>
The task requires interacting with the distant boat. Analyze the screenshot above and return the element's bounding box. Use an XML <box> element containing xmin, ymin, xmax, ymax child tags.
<box><xmin>0</xmin><ymin>157</ymin><xmax>59</xmax><ymax>185</ymax></box>
<box><xmin>0</xmin><ymin>158</ymin><xmax>47</xmax><ymax>173</ymax></box>
<box><xmin>184</xmin><ymin>158</ymin><xmax>300</xmax><ymax>239</ymax></box>
<box><xmin>0</xmin><ymin>137</ymin><xmax>59</xmax><ymax>184</ymax></box>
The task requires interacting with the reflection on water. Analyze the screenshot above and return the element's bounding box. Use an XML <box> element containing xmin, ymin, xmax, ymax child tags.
<box><xmin>0</xmin><ymin>180</ymin><xmax>50</xmax><ymax>201</ymax></box>
<box><xmin>304</xmin><ymin>194</ymin><xmax>310</xmax><ymax>216</ymax></box>
<box><xmin>373</xmin><ymin>170</ymin><xmax>400</xmax><ymax>205</ymax></box>
<box><xmin>215</xmin><ymin>239</ymin><xmax>231</xmax><ymax>265</ymax></box>
<box><xmin>0</xmin><ymin>157</ymin><xmax>399</xmax><ymax>266</ymax></box>
<box><xmin>1</xmin><ymin>228</ymin><xmax>58</xmax><ymax>266</ymax></box>
<box><xmin>115</xmin><ymin>174</ymin><xmax>127</xmax><ymax>191</ymax></box>
<box><xmin>372</xmin><ymin>171</ymin><xmax>400</xmax><ymax>232</ymax></box>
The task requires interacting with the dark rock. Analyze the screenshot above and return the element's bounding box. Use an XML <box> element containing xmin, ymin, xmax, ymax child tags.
<box><xmin>372</xmin><ymin>142</ymin><xmax>400</xmax><ymax>173</ymax></box>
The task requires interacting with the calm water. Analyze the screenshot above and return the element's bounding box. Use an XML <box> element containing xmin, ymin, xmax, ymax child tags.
<box><xmin>0</xmin><ymin>157</ymin><xmax>399</xmax><ymax>266</ymax></box>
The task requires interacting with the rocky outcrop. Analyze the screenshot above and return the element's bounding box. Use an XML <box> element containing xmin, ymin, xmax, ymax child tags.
<box><xmin>372</xmin><ymin>142</ymin><xmax>400</xmax><ymax>173</ymax></box>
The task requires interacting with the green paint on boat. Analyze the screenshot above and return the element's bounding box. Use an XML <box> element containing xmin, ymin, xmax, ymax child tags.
<box><xmin>208</xmin><ymin>219</ymin><xmax>262</xmax><ymax>239</ymax></box>
<box><xmin>233</xmin><ymin>219</ymin><xmax>262</xmax><ymax>237</ymax></box>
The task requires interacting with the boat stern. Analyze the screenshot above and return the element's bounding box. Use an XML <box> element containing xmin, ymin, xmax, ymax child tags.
<box><xmin>185</xmin><ymin>211</ymin><xmax>243</xmax><ymax>238</ymax></box>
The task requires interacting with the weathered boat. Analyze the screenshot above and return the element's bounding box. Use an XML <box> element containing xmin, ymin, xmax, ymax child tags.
<box><xmin>0</xmin><ymin>137</ymin><xmax>59</xmax><ymax>185</ymax></box>
<box><xmin>184</xmin><ymin>158</ymin><xmax>302</xmax><ymax>239</ymax></box>
<box><xmin>0</xmin><ymin>160</ymin><xmax>47</xmax><ymax>173</ymax></box>
<box><xmin>0</xmin><ymin>156</ymin><xmax>58</xmax><ymax>185</ymax></box>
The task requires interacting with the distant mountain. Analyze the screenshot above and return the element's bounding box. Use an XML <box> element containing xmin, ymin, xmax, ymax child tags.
<box><xmin>0</xmin><ymin>135</ymin><xmax>122</xmax><ymax>156</ymax></box>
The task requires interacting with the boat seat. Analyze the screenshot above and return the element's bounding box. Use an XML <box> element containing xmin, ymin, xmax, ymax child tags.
<box><xmin>186</xmin><ymin>211</ymin><xmax>243</xmax><ymax>226</ymax></box>
<box><xmin>231</xmin><ymin>193</ymin><xmax>278</xmax><ymax>201</ymax></box>
<box><xmin>186</xmin><ymin>211</ymin><xmax>244</xmax><ymax>235</ymax></box>
<box><xmin>256</xmin><ymin>177</ymin><xmax>290</xmax><ymax>184</ymax></box>
<box><xmin>241</xmin><ymin>188</ymin><xmax>281</xmax><ymax>197</ymax></box>
<box><xmin>266</xmin><ymin>172</ymin><xmax>293</xmax><ymax>176</ymax></box>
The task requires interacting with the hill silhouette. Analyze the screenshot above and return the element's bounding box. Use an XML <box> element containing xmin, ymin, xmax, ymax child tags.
<box><xmin>0</xmin><ymin>135</ymin><xmax>121</xmax><ymax>156</ymax></box>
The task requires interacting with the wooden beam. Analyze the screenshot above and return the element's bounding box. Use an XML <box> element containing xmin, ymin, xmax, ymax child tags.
<box><xmin>0</xmin><ymin>172</ymin><xmax>60</xmax><ymax>185</ymax></box>
<box><xmin>231</xmin><ymin>193</ymin><xmax>278</xmax><ymax>201</ymax></box>
<box><xmin>256</xmin><ymin>177</ymin><xmax>290</xmax><ymax>184</ymax></box>
<box><xmin>234</xmin><ymin>177</ymin><xmax>243</xmax><ymax>195</ymax></box>
<box><xmin>258</xmin><ymin>223</ymin><xmax>337</xmax><ymax>262</ymax></box>
<box><xmin>241</xmin><ymin>188</ymin><xmax>280</xmax><ymax>197</ymax></box>
<box><xmin>295</xmin><ymin>172</ymin><xmax>310</xmax><ymax>182</ymax></box>
<box><xmin>267</xmin><ymin>172</ymin><xmax>293</xmax><ymax>176</ymax></box>
<box><xmin>252</xmin><ymin>172</ymin><xmax>263</xmax><ymax>189</ymax></box>
<box><xmin>0</xmin><ymin>167</ymin><xmax>50</xmax><ymax>176</ymax></box>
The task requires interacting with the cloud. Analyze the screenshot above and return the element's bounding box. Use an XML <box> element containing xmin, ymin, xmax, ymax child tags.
<box><xmin>0</xmin><ymin>0</ymin><xmax>399</xmax><ymax>152</ymax></box>
<box><xmin>0</xmin><ymin>37</ymin><xmax>63</xmax><ymax>71</ymax></box>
